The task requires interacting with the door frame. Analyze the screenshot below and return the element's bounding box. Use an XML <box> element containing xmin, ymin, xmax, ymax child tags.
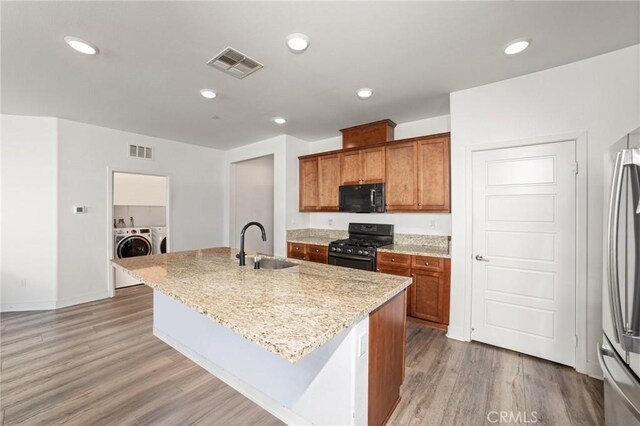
<box><xmin>463</xmin><ymin>131</ymin><xmax>588</xmax><ymax>374</ymax></box>
<box><xmin>106</xmin><ymin>168</ymin><xmax>171</xmax><ymax>298</ymax></box>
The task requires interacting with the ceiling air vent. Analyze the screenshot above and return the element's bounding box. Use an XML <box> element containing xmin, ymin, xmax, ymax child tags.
<box><xmin>207</xmin><ymin>47</ymin><xmax>263</xmax><ymax>79</ymax></box>
<box><xmin>128</xmin><ymin>144</ymin><xmax>153</xmax><ymax>160</ymax></box>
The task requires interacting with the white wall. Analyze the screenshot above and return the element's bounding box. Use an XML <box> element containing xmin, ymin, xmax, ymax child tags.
<box><xmin>1</xmin><ymin>115</ymin><xmax>59</xmax><ymax>310</ymax></box>
<box><xmin>230</xmin><ymin>155</ymin><xmax>275</xmax><ymax>255</ymax></box>
<box><xmin>223</xmin><ymin>135</ymin><xmax>310</xmax><ymax>257</ymax></box>
<box><xmin>306</xmin><ymin>114</ymin><xmax>453</xmax><ymax>235</ymax></box>
<box><xmin>113</xmin><ymin>172</ymin><xmax>167</xmax><ymax>206</ymax></box>
<box><xmin>56</xmin><ymin>119</ymin><xmax>226</xmax><ymax>306</ymax></box>
<box><xmin>449</xmin><ymin>45</ymin><xmax>640</xmax><ymax>376</ymax></box>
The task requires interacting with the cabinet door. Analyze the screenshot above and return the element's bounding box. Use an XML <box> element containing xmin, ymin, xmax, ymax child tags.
<box><xmin>411</xmin><ymin>271</ymin><xmax>449</xmax><ymax>324</ymax></box>
<box><xmin>317</xmin><ymin>154</ymin><xmax>341</xmax><ymax>211</ymax></box>
<box><xmin>287</xmin><ymin>242</ymin><xmax>307</xmax><ymax>260</ymax></box>
<box><xmin>341</xmin><ymin>151</ymin><xmax>362</xmax><ymax>185</ymax></box>
<box><xmin>299</xmin><ymin>158</ymin><xmax>319</xmax><ymax>211</ymax></box>
<box><xmin>377</xmin><ymin>264</ymin><xmax>412</xmax><ymax>313</ymax></box>
<box><xmin>306</xmin><ymin>244</ymin><xmax>328</xmax><ymax>263</ymax></box>
<box><xmin>362</xmin><ymin>147</ymin><xmax>386</xmax><ymax>184</ymax></box>
<box><xmin>385</xmin><ymin>142</ymin><xmax>418</xmax><ymax>211</ymax></box>
<box><xmin>418</xmin><ymin>136</ymin><xmax>450</xmax><ymax>212</ymax></box>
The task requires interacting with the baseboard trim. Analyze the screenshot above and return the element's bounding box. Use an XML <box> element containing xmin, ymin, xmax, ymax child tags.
<box><xmin>153</xmin><ymin>327</ymin><xmax>309</xmax><ymax>426</ymax></box>
<box><xmin>56</xmin><ymin>291</ymin><xmax>110</xmax><ymax>309</ymax></box>
<box><xmin>1</xmin><ymin>300</ymin><xmax>57</xmax><ymax>312</ymax></box>
<box><xmin>587</xmin><ymin>361</ymin><xmax>603</xmax><ymax>380</ymax></box>
<box><xmin>446</xmin><ymin>325</ymin><xmax>468</xmax><ymax>342</ymax></box>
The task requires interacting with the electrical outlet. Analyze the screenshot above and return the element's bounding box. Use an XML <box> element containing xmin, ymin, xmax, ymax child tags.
<box><xmin>328</xmin><ymin>218</ymin><xmax>334</xmax><ymax>225</ymax></box>
<box><xmin>429</xmin><ymin>220</ymin><xmax>436</xmax><ymax>229</ymax></box>
<box><xmin>358</xmin><ymin>332</ymin><xmax>368</xmax><ymax>356</ymax></box>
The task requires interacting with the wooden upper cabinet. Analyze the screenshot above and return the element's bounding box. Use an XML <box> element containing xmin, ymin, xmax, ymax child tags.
<box><xmin>299</xmin><ymin>157</ymin><xmax>318</xmax><ymax>211</ymax></box>
<box><xmin>361</xmin><ymin>147</ymin><xmax>385</xmax><ymax>184</ymax></box>
<box><xmin>317</xmin><ymin>154</ymin><xmax>341</xmax><ymax>211</ymax></box>
<box><xmin>341</xmin><ymin>150</ymin><xmax>361</xmax><ymax>185</ymax></box>
<box><xmin>340</xmin><ymin>119</ymin><xmax>396</xmax><ymax>149</ymax></box>
<box><xmin>385</xmin><ymin>141</ymin><xmax>418</xmax><ymax>211</ymax></box>
<box><xmin>340</xmin><ymin>147</ymin><xmax>386</xmax><ymax>185</ymax></box>
<box><xmin>417</xmin><ymin>136</ymin><xmax>450</xmax><ymax>212</ymax></box>
<box><xmin>299</xmin><ymin>131</ymin><xmax>450</xmax><ymax>213</ymax></box>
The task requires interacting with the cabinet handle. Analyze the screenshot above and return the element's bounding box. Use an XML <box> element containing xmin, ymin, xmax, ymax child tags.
<box><xmin>392</xmin><ymin>258</ymin><xmax>395</xmax><ymax>262</ymax></box>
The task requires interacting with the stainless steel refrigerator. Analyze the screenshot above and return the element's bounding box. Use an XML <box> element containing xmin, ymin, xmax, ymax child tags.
<box><xmin>603</xmin><ymin>127</ymin><xmax>640</xmax><ymax>425</ymax></box>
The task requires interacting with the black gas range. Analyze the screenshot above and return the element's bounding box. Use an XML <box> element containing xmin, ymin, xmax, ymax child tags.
<box><xmin>328</xmin><ymin>223</ymin><xmax>394</xmax><ymax>271</ymax></box>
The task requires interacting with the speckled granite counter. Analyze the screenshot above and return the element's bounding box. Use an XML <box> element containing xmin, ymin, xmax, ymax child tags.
<box><xmin>112</xmin><ymin>247</ymin><xmax>410</xmax><ymax>363</ymax></box>
<box><xmin>286</xmin><ymin>236</ymin><xmax>335</xmax><ymax>246</ymax></box>
<box><xmin>378</xmin><ymin>244</ymin><xmax>451</xmax><ymax>258</ymax></box>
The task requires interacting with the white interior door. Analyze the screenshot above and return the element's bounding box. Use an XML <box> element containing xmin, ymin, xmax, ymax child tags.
<box><xmin>471</xmin><ymin>141</ymin><xmax>577</xmax><ymax>366</ymax></box>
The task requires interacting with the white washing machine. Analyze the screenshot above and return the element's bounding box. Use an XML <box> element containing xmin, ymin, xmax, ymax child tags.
<box><xmin>114</xmin><ymin>228</ymin><xmax>152</xmax><ymax>288</ymax></box>
<box><xmin>151</xmin><ymin>227</ymin><xmax>167</xmax><ymax>254</ymax></box>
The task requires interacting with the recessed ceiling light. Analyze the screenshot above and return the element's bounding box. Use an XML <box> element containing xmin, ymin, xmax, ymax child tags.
<box><xmin>357</xmin><ymin>88</ymin><xmax>373</xmax><ymax>99</ymax></box>
<box><xmin>200</xmin><ymin>89</ymin><xmax>217</xmax><ymax>99</ymax></box>
<box><xmin>504</xmin><ymin>39</ymin><xmax>531</xmax><ymax>55</ymax></box>
<box><xmin>273</xmin><ymin>117</ymin><xmax>287</xmax><ymax>124</ymax></box>
<box><xmin>286</xmin><ymin>33</ymin><xmax>310</xmax><ymax>53</ymax></box>
<box><xmin>64</xmin><ymin>36</ymin><xmax>99</xmax><ymax>55</ymax></box>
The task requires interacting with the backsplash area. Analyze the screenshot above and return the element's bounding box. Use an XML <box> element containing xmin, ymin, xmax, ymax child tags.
<box><xmin>114</xmin><ymin>205</ymin><xmax>166</xmax><ymax>228</ymax></box>
<box><xmin>287</xmin><ymin>228</ymin><xmax>450</xmax><ymax>251</ymax></box>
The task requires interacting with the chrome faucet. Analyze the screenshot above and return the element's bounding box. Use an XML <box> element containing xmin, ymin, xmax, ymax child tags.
<box><xmin>238</xmin><ymin>222</ymin><xmax>267</xmax><ymax>266</ymax></box>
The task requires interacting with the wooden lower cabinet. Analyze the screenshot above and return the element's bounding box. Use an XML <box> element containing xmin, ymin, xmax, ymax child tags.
<box><xmin>306</xmin><ymin>244</ymin><xmax>328</xmax><ymax>263</ymax></box>
<box><xmin>368</xmin><ymin>291</ymin><xmax>405</xmax><ymax>426</ymax></box>
<box><xmin>377</xmin><ymin>251</ymin><xmax>450</xmax><ymax>330</ymax></box>
<box><xmin>286</xmin><ymin>242</ymin><xmax>328</xmax><ymax>264</ymax></box>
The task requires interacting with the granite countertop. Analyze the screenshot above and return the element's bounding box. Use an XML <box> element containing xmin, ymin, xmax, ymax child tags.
<box><xmin>286</xmin><ymin>236</ymin><xmax>334</xmax><ymax>246</ymax></box>
<box><xmin>378</xmin><ymin>244</ymin><xmax>451</xmax><ymax>258</ymax></box>
<box><xmin>112</xmin><ymin>247</ymin><xmax>411</xmax><ymax>363</ymax></box>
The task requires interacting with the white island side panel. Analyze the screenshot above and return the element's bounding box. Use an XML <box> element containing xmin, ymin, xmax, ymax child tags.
<box><xmin>152</xmin><ymin>290</ymin><xmax>369</xmax><ymax>425</ymax></box>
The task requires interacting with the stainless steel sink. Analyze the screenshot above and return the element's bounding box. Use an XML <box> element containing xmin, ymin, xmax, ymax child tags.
<box><xmin>247</xmin><ymin>257</ymin><xmax>298</xmax><ymax>270</ymax></box>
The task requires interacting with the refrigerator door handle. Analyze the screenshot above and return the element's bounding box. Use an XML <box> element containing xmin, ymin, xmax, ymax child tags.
<box><xmin>608</xmin><ymin>151</ymin><xmax>627</xmax><ymax>346</ymax></box>
<box><xmin>599</xmin><ymin>342</ymin><xmax>640</xmax><ymax>422</ymax></box>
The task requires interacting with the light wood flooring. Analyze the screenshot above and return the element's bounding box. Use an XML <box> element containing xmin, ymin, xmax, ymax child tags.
<box><xmin>1</xmin><ymin>285</ymin><xmax>603</xmax><ymax>425</ymax></box>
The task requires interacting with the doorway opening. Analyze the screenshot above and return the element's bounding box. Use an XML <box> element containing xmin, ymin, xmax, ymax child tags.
<box><xmin>229</xmin><ymin>155</ymin><xmax>275</xmax><ymax>255</ymax></box>
<box><xmin>108</xmin><ymin>171</ymin><xmax>169</xmax><ymax>293</ymax></box>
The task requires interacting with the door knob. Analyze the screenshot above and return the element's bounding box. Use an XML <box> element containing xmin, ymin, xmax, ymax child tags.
<box><xmin>475</xmin><ymin>255</ymin><xmax>490</xmax><ymax>262</ymax></box>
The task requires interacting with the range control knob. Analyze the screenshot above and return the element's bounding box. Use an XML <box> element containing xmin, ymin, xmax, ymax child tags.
<box><xmin>336</xmin><ymin>248</ymin><xmax>342</xmax><ymax>253</ymax></box>
<box><xmin>331</xmin><ymin>247</ymin><xmax>336</xmax><ymax>252</ymax></box>
<box><xmin>363</xmin><ymin>251</ymin><xmax>369</xmax><ymax>256</ymax></box>
<box><xmin>346</xmin><ymin>248</ymin><xmax>352</xmax><ymax>254</ymax></box>
<box><xmin>357</xmin><ymin>250</ymin><xmax>363</xmax><ymax>255</ymax></box>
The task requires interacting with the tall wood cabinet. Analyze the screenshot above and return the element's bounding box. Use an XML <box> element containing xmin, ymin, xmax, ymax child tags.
<box><xmin>299</xmin><ymin>157</ymin><xmax>318</xmax><ymax>211</ymax></box>
<box><xmin>417</xmin><ymin>136</ymin><xmax>450</xmax><ymax>212</ymax></box>
<box><xmin>317</xmin><ymin>154</ymin><xmax>341</xmax><ymax>211</ymax></box>
<box><xmin>385</xmin><ymin>141</ymin><xmax>418</xmax><ymax>211</ymax></box>
<box><xmin>385</xmin><ymin>134</ymin><xmax>451</xmax><ymax>213</ymax></box>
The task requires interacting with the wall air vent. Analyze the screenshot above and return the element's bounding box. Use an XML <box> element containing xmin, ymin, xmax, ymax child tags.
<box><xmin>207</xmin><ymin>47</ymin><xmax>264</xmax><ymax>79</ymax></box>
<box><xmin>128</xmin><ymin>144</ymin><xmax>153</xmax><ymax>160</ymax></box>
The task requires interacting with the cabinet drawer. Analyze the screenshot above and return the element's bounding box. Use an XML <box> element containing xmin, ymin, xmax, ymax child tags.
<box><xmin>377</xmin><ymin>251</ymin><xmax>411</xmax><ymax>268</ymax></box>
<box><xmin>306</xmin><ymin>244</ymin><xmax>328</xmax><ymax>263</ymax></box>
<box><xmin>376</xmin><ymin>263</ymin><xmax>411</xmax><ymax>277</ymax></box>
<box><xmin>288</xmin><ymin>242</ymin><xmax>307</xmax><ymax>260</ymax></box>
<box><xmin>411</xmin><ymin>255</ymin><xmax>444</xmax><ymax>272</ymax></box>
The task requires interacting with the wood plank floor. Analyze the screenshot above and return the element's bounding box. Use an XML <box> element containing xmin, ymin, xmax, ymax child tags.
<box><xmin>1</xmin><ymin>285</ymin><xmax>603</xmax><ymax>425</ymax></box>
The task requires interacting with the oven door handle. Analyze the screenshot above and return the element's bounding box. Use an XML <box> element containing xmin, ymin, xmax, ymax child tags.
<box><xmin>329</xmin><ymin>253</ymin><xmax>372</xmax><ymax>262</ymax></box>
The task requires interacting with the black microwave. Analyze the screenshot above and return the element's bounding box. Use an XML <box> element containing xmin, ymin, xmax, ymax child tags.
<box><xmin>339</xmin><ymin>183</ymin><xmax>385</xmax><ymax>213</ymax></box>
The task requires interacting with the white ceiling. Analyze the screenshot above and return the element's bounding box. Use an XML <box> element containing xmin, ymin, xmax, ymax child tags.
<box><xmin>2</xmin><ymin>1</ymin><xmax>638</xmax><ymax>150</ymax></box>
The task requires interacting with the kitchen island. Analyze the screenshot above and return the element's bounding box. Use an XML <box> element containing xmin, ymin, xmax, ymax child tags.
<box><xmin>112</xmin><ymin>247</ymin><xmax>411</xmax><ymax>425</ymax></box>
